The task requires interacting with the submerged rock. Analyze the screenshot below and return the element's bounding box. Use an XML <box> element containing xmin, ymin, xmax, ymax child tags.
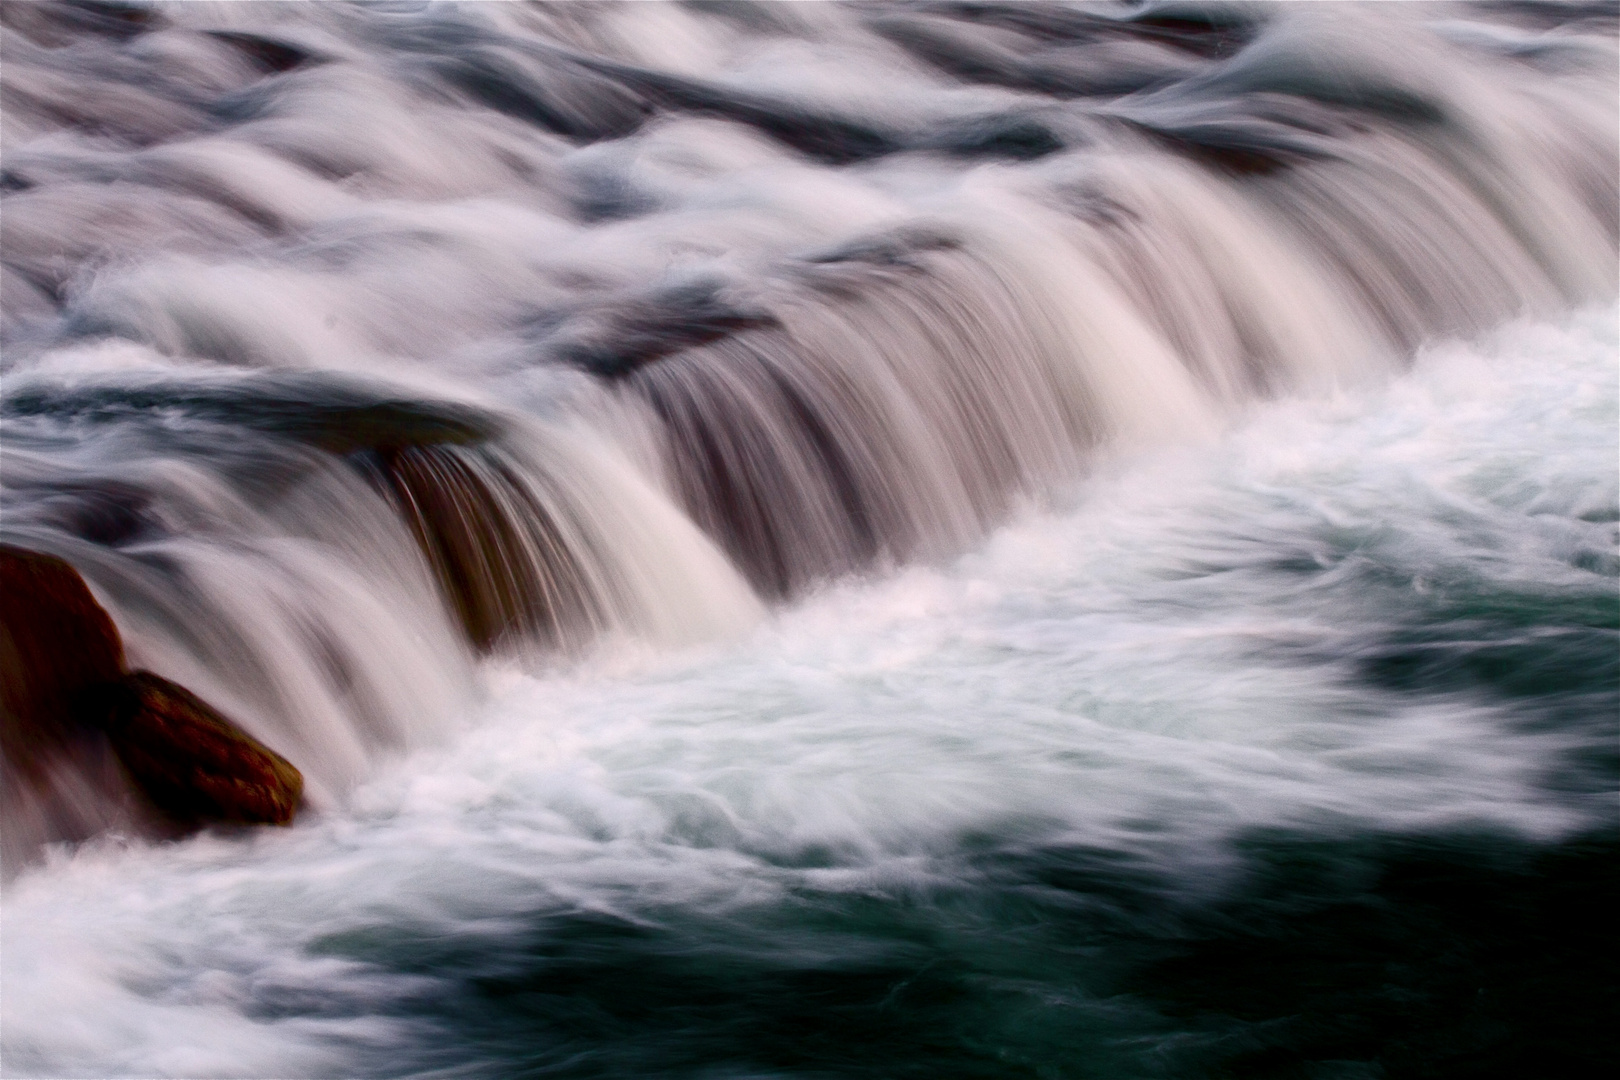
<box><xmin>93</xmin><ymin>672</ymin><xmax>303</xmax><ymax>828</ymax></box>
<box><xmin>353</xmin><ymin>443</ymin><xmax>601</xmax><ymax>652</ymax></box>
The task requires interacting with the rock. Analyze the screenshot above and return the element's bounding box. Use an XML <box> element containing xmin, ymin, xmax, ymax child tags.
<box><xmin>353</xmin><ymin>443</ymin><xmax>600</xmax><ymax>651</ymax></box>
<box><xmin>1</xmin><ymin>545</ymin><xmax>303</xmax><ymax>841</ymax></box>
<box><xmin>0</xmin><ymin>545</ymin><xmax>126</xmax><ymax>770</ymax></box>
<box><xmin>93</xmin><ymin>672</ymin><xmax>303</xmax><ymax>828</ymax></box>
<box><xmin>3</xmin><ymin>545</ymin><xmax>147</xmax><ymax>864</ymax></box>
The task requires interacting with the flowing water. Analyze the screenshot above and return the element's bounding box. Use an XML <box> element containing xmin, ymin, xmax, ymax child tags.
<box><xmin>1</xmin><ymin>2</ymin><xmax>1616</xmax><ymax>1077</ymax></box>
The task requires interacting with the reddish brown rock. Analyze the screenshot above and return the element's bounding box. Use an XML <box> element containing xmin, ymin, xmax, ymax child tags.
<box><xmin>93</xmin><ymin>671</ymin><xmax>303</xmax><ymax>827</ymax></box>
<box><xmin>1</xmin><ymin>545</ymin><xmax>303</xmax><ymax>842</ymax></box>
<box><xmin>0</xmin><ymin>545</ymin><xmax>126</xmax><ymax>770</ymax></box>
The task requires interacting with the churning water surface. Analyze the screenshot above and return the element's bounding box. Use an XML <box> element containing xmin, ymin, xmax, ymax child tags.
<box><xmin>6</xmin><ymin>308</ymin><xmax>1616</xmax><ymax>1079</ymax></box>
<box><xmin>1</xmin><ymin>1</ymin><xmax>1617</xmax><ymax>1077</ymax></box>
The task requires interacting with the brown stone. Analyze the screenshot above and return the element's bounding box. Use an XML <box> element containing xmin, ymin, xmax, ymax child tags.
<box><xmin>0</xmin><ymin>545</ymin><xmax>126</xmax><ymax>770</ymax></box>
<box><xmin>2</xmin><ymin>545</ymin><xmax>303</xmax><ymax>842</ymax></box>
<box><xmin>94</xmin><ymin>672</ymin><xmax>303</xmax><ymax>828</ymax></box>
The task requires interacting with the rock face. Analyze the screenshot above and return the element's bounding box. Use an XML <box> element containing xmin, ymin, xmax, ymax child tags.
<box><xmin>93</xmin><ymin>672</ymin><xmax>303</xmax><ymax>827</ymax></box>
<box><xmin>0</xmin><ymin>545</ymin><xmax>303</xmax><ymax>850</ymax></box>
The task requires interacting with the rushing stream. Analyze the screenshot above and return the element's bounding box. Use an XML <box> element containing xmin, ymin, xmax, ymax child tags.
<box><xmin>1</xmin><ymin>2</ymin><xmax>1616</xmax><ymax>1077</ymax></box>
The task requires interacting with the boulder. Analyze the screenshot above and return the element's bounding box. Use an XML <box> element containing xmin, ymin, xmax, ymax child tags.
<box><xmin>92</xmin><ymin>672</ymin><xmax>303</xmax><ymax>827</ymax></box>
<box><xmin>1</xmin><ymin>545</ymin><xmax>303</xmax><ymax>842</ymax></box>
<box><xmin>0</xmin><ymin>545</ymin><xmax>126</xmax><ymax>771</ymax></box>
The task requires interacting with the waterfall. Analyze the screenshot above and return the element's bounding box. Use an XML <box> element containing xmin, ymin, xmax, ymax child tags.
<box><xmin>2</xmin><ymin>0</ymin><xmax>1614</xmax><ymax>861</ymax></box>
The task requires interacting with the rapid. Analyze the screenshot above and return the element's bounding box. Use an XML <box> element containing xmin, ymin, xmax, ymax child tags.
<box><xmin>1</xmin><ymin>2</ymin><xmax>1616</xmax><ymax>1077</ymax></box>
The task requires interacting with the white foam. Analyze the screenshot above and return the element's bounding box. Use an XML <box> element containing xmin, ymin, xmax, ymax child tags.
<box><xmin>4</xmin><ymin>307</ymin><xmax>1612</xmax><ymax>1077</ymax></box>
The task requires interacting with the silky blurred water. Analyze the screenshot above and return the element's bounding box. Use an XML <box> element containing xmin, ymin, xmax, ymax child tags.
<box><xmin>4</xmin><ymin>307</ymin><xmax>1614</xmax><ymax>1079</ymax></box>
<box><xmin>3</xmin><ymin>2</ymin><xmax>1617</xmax><ymax>1076</ymax></box>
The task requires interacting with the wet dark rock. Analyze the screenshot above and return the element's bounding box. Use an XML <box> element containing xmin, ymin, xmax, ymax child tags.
<box><xmin>924</xmin><ymin>112</ymin><xmax>1068</xmax><ymax>160</ymax></box>
<box><xmin>564</xmin><ymin>46</ymin><xmax>1060</xmax><ymax>165</ymax></box>
<box><xmin>0</xmin><ymin>0</ymin><xmax>161</xmax><ymax>47</ymax></box>
<box><xmin>870</xmin><ymin>13</ymin><xmax>1058</xmax><ymax>90</ymax></box>
<box><xmin>576</xmin><ymin>60</ymin><xmax>898</xmax><ymax>164</ymax></box>
<box><xmin>0</xmin><ymin>379</ymin><xmax>589</xmax><ymax>654</ymax></box>
<box><xmin>1122</xmin><ymin>117</ymin><xmax>1308</xmax><ymax>176</ymax></box>
<box><xmin>1110</xmin><ymin>98</ymin><xmax>1341</xmax><ymax>177</ymax></box>
<box><xmin>36</xmin><ymin>483</ymin><xmax>152</xmax><ymax>547</ymax></box>
<box><xmin>1</xmin><ymin>376</ymin><xmax>495</xmax><ymax>454</ymax></box>
<box><xmin>205</xmin><ymin>32</ymin><xmax>313</xmax><ymax>75</ymax></box>
<box><xmin>91</xmin><ymin>671</ymin><xmax>303</xmax><ymax>828</ymax></box>
<box><xmin>375</xmin><ymin>16</ymin><xmax>648</xmax><ymax>143</ymax></box>
<box><xmin>0</xmin><ymin>546</ymin><xmax>126</xmax><ymax>768</ymax></box>
<box><xmin>353</xmin><ymin>443</ymin><xmax>601</xmax><ymax>652</ymax></box>
<box><xmin>915</xmin><ymin>1</ymin><xmax>1259</xmax><ymax>59</ymax></box>
<box><xmin>1</xmin><ymin>545</ymin><xmax>303</xmax><ymax>841</ymax></box>
<box><xmin>548</xmin><ymin>281</ymin><xmax>779</xmax><ymax>379</ymax></box>
<box><xmin>639</xmin><ymin>83</ymin><xmax>893</xmax><ymax>164</ymax></box>
<box><xmin>870</xmin><ymin>12</ymin><xmax>1192</xmax><ymax>98</ymax></box>
<box><xmin>1126</xmin><ymin>8</ymin><xmax>1259</xmax><ymax>59</ymax></box>
<box><xmin>803</xmin><ymin>226</ymin><xmax>964</xmax><ymax>269</ymax></box>
<box><xmin>431</xmin><ymin>48</ymin><xmax>650</xmax><ymax>142</ymax></box>
<box><xmin>1476</xmin><ymin>1</ymin><xmax>1620</xmax><ymax>30</ymax></box>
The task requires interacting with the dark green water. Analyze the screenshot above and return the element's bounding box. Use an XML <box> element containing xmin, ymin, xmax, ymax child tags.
<box><xmin>321</xmin><ymin>478</ymin><xmax>1620</xmax><ymax>1078</ymax></box>
<box><xmin>344</xmin><ymin>828</ymin><xmax>1617</xmax><ymax>1079</ymax></box>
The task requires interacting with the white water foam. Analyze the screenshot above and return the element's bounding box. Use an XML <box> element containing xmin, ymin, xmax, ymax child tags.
<box><xmin>4</xmin><ymin>1</ymin><xmax>1613</xmax><ymax>831</ymax></box>
<box><xmin>3</xmin><ymin>306</ymin><xmax>1612</xmax><ymax>1079</ymax></box>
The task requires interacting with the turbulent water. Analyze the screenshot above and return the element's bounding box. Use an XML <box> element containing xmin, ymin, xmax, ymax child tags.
<box><xmin>2</xmin><ymin>1</ymin><xmax>1617</xmax><ymax>1077</ymax></box>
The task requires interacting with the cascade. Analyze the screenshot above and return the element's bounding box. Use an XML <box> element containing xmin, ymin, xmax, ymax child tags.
<box><xmin>1</xmin><ymin>0</ymin><xmax>1614</xmax><ymax>863</ymax></box>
